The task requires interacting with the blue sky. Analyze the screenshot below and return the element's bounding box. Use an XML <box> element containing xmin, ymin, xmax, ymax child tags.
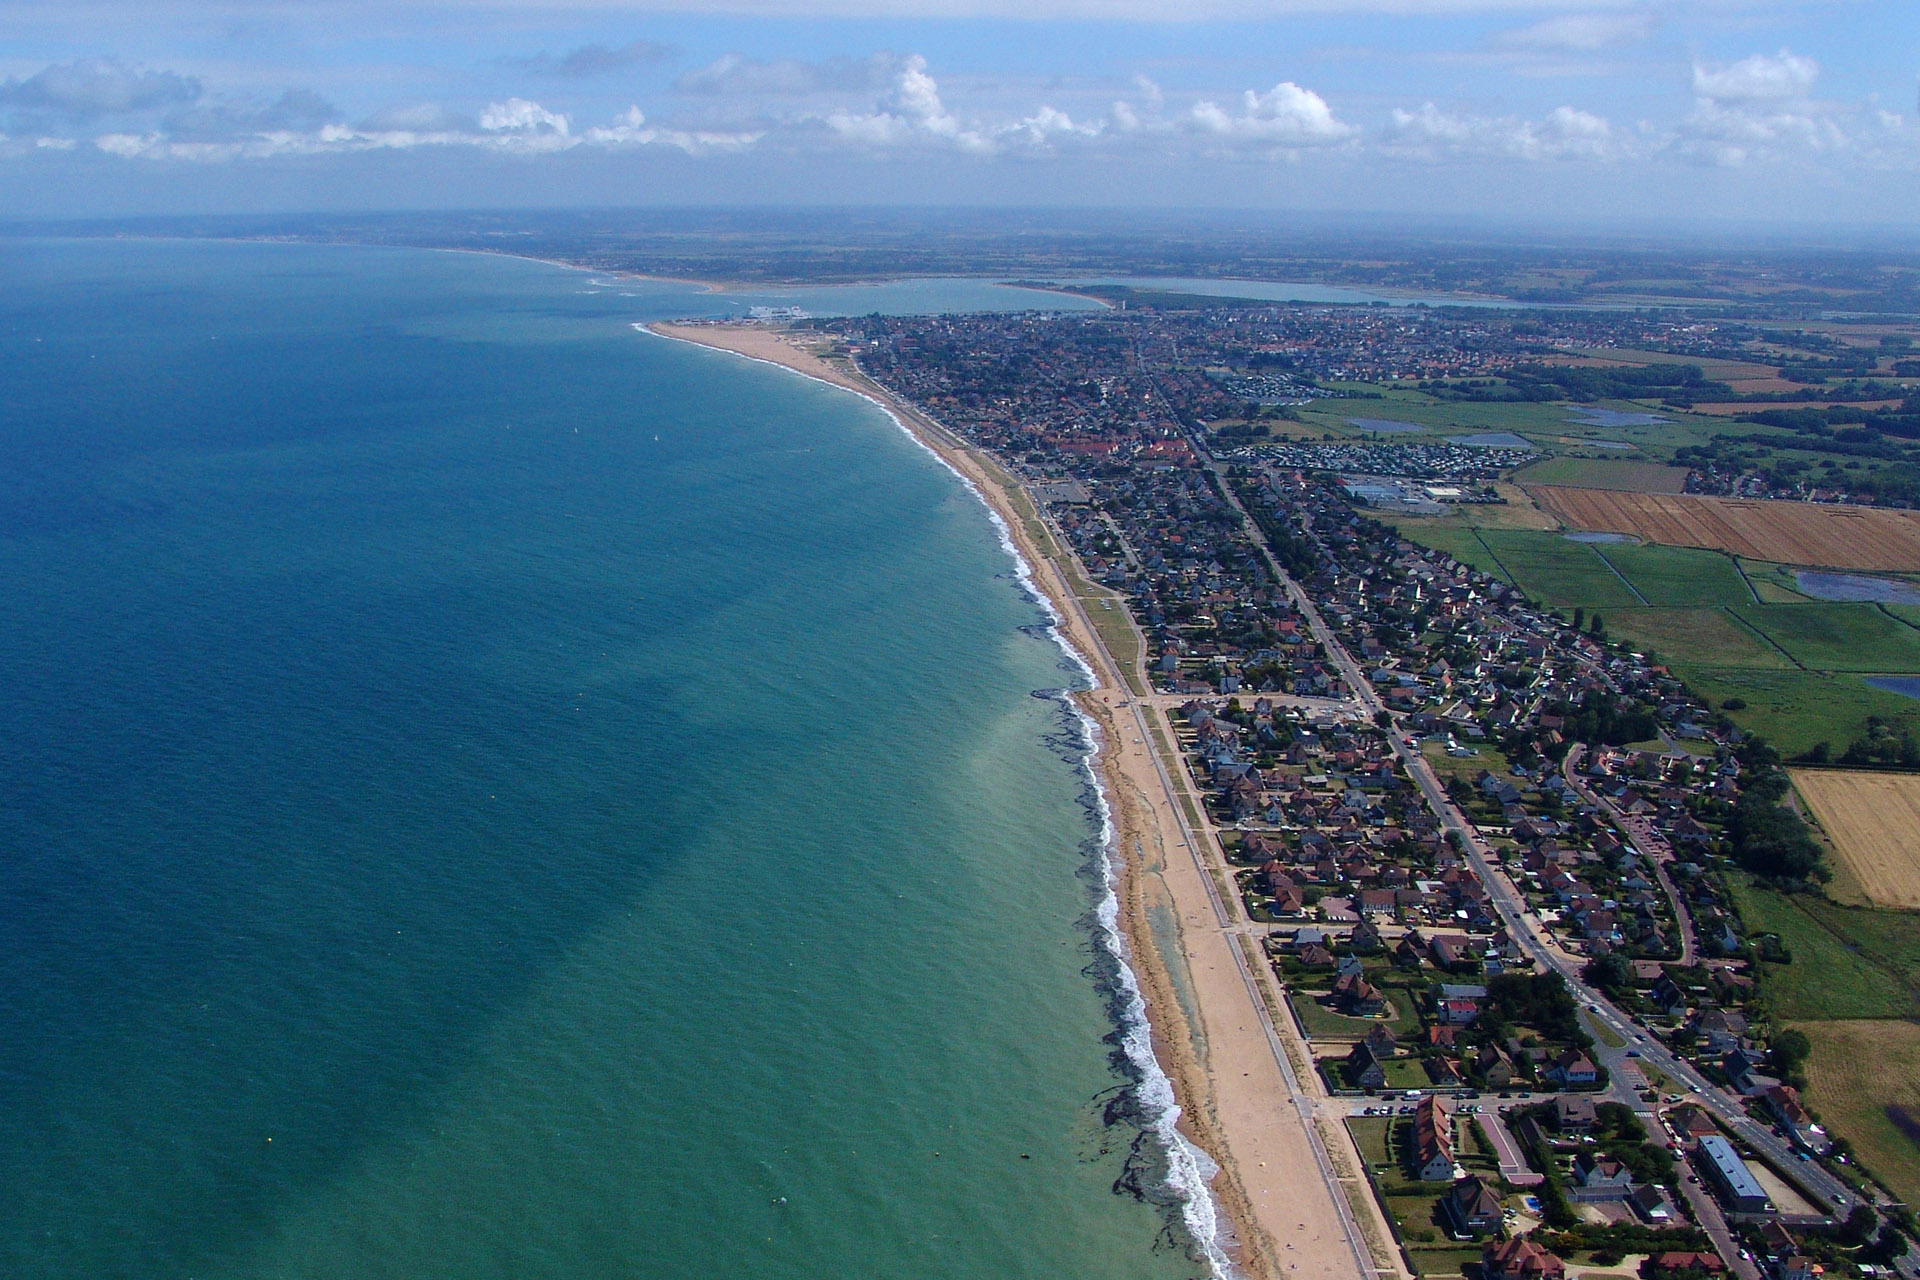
<box><xmin>1</xmin><ymin>0</ymin><xmax>1915</xmax><ymax>225</ymax></box>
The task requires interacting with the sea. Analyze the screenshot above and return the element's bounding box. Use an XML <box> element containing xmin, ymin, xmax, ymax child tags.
<box><xmin>0</xmin><ymin>239</ymin><xmax>1213</xmax><ymax>1280</ymax></box>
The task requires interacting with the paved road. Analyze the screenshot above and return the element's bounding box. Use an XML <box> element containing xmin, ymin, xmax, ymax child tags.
<box><xmin>1562</xmin><ymin>743</ymin><xmax>1698</xmax><ymax>965</ymax></box>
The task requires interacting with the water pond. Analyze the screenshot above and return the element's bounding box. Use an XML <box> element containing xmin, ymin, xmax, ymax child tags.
<box><xmin>1796</xmin><ymin>571</ymin><xmax>1920</xmax><ymax>604</ymax></box>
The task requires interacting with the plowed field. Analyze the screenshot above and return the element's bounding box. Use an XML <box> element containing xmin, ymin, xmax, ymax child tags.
<box><xmin>1790</xmin><ymin>769</ymin><xmax>1920</xmax><ymax>909</ymax></box>
<box><xmin>1533</xmin><ymin>488</ymin><xmax>1920</xmax><ymax>571</ymax></box>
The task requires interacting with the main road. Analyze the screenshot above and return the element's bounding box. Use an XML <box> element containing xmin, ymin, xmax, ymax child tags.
<box><xmin>1181</xmin><ymin>434</ymin><xmax>1868</xmax><ymax>1228</ymax></box>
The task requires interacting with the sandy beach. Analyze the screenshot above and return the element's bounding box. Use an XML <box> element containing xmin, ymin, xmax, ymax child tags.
<box><xmin>648</xmin><ymin>321</ymin><xmax>1375</xmax><ymax>1280</ymax></box>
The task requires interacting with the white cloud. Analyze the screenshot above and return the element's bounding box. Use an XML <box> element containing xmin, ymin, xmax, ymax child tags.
<box><xmin>1383</xmin><ymin>100</ymin><xmax>1619</xmax><ymax>160</ymax></box>
<box><xmin>1188</xmin><ymin>81</ymin><xmax>1353</xmax><ymax>148</ymax></box>
<box><xmin>1497</xmin><ymin>11</ymin><xmax>1655</xmax><ymax>51</ymax></box>
<box><xmin>824</xmin><ymin>54</ymin><xmax>993</xmax><ymax>152</ymax></box>
<box><xmin>480</xmin><ymin>97</ymin><xmax>571</xmax><ymax>135</ymax></box>
<box><xmin>1692</xmin><ymin>50</ymin><xmax>1819</xmax><ymax>105</ymax></box>
<box><xmin>1676</xmin><ymin>50</ymin><xmax>1835</xmax><ymax>167</ymax></box>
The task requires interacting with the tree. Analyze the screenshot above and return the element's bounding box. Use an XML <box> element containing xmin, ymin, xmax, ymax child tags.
<box><xmin>1589</xmin><ymin>614</ymin><xmax>1607</xmax><ymax>639</ymax></box>
<box><xmin>1769</xmin><ymin>1028</ymin><xmax>1811</xmax><ymax>1079</ymax></box>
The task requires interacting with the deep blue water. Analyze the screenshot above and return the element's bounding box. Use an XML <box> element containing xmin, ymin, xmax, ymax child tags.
<box><xmin>0</xmin><ymin>240</ymin><xmax>1202</xmax><ymax>1280</ymax></box>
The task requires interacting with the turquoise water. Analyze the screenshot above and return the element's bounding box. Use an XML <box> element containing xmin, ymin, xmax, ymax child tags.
<box><xmin>0</xmin><ymin>240</ymin><xmax>1205</xmax><ymax>1280</ymax></box>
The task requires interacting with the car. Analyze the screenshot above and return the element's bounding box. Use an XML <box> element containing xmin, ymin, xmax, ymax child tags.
<box><xmin>1626</xmin><ymin>1050</ymin><xmax>1641</xmax><ymax>1058</ymax></box>
<box><xmin>1687</xmin><ymin>1175</ymin><xmax>1700</xmax><ymax>1185</ymax></box>
<box><xmin>1518</xmin><ymin>1091</ymin><xmax>1533</xmax><ymax>1099</ymax></box>
<box><xmin>1588</xmin><ymin>1003</ymin><xmax>1600</xmax><ymax>1012</ymax></box>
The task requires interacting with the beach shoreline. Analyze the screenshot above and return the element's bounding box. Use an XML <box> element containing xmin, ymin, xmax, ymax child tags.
<box><xmin>644</xmin><ymin>320</ymin><xmax>1367</xmax><ymax>1280</ymax></box>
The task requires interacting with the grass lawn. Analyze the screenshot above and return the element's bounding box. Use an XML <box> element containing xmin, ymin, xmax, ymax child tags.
<box><xmin>1736</xmin><ymin>604</ymin><xmax>1920</xmax><ymax>673</ymax></box>
<box><xmin>1385</xmin><ymin>1058</ymin><xmax>1434</xmax><ymax>1089</ymax></box>
<box><xmin>1669</xmin><ymin>666</ymin><xmax>1920</xmax><ymax>757</ymax></box>
<box><xmin>1728</xmin><ymin>879</ymin><xmax>1920</xmax><ymax>1021</ymax></box>
<box><xmin>1424</xmin><ymin>741</ymin><xmax>1511</xmax><ymax>781</ymax></box>
<box><xmin>1595</xmin><ymin>543</ymin><xmax>1755</xmax><ymax>608</ymax></box>
<box><xmin>1608</xmin><ymin>609</ymin><xmax>1787</xmax><ymax>669</ymax></box>
<box><xmin>1348</xmin><ymin>1116</ymin><xmax>1397</xmax><ymax>1167</ymax></box>
<box><xmin>1383</xmin><ymin>1190</ymin><xmax>1452</xmax><ymax>1246</ymax></box>
<box><xmin>1793</xmin><ymin>1019</ymin><xmax>1920</xmax><ymax>1209</ymax></box>
<box><xmin>1474</xmin><ymin>529</ymin><xmax>1643</xmax><ymax>610</ymax></box>
<box><xmin>1406</xmin><ymin>1246</ymin><xmax>1487</xmax><ymax>1278</ymax></box>
<box><xmin>1290</xmin><ymin>990</ymin><xmax>1413</xmax><ymax>1043</ymax></box>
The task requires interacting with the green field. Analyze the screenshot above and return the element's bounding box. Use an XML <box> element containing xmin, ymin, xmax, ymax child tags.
<box><xmin>1672</xmin><ymin>666</ymin><xmax>1920</xmax><ymax>756</ymax></box>
<box><xmin>1607</xmin><ymin>609</ymin><xmax>1787</xmax><ymax>669</ymax></box>
<box><xmin>1397</xmin><ymin>523</ymin><xmax>1511</xmax><ymax>579</ymax></box>
<box><xmin>1388</xmin><ymin>487</ymin><xmax>1920</xmax><ymax>751</ymax></box>
<box><xmin>1729</xmin><ymin>878</ymin><xmax>1920</xmax><ymax>1022</ymax></box>
<box><xmin>1512</xmin><ymin>457</ymin><xmax>1687</xmax><ymax>491</ymax></box>
<box><xmin>1474</xmin><ymin>529</ymin><xmax>1643</xmax><ymax>609</ymax></box>
<box><xmin>1594</xmin><ymin>543</ymin><xmax>1754</xmax><ymax>607</ymax></box>
<box><xmin>1736</xmin><ymin>604</ymin><xmax>1920</xmax><ymax>673</ymax></box>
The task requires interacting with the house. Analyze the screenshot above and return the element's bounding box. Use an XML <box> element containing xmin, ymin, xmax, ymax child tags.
<box><xmin>1651</xmin><ymin>1253</ymin><xmax>1726</xmax><ymax>1275</ymax></box>
<box><xmin>1763</xmin><ymin>1084</ymin><xmax>1826</xmax><ymax>1152</ymax></box>
<box><xmin>1441</xmin><ymin>1174</ymin><xmax>1504</xmax><ymax>1237</ymax></box>
<box><xmin>1756</xmin><ymin>1221</ymin><xmax>1798</xmax><ymax>1262</ymax></box>
<box><xmin>1667</xmin><ymin>1104</ymin><xmax>1719</xmax><ymax>1148</ymax></box>
<box><xmin>1349</xmin><ymin>918</ymin><xmax>1385</xmax><ymax>952</ymax></box>
<box><xmin>1475</xmin><ymin>1045</ymin><xmax>1516</xmax><ymax>1087</ymax></box>
<box><xmin>1483</xmin><ymin>1238</ymin><xmax>1566</xmax><ymax>1280</ymax></box>
<box><xmin>1331</xmin><ymin>971</ymin><xmax>1387</xmax><ymax>1017</ymax></box>
<box><xmin>1427</xmin><ymin>1056</ymin><xmax>1464</xmax><ymax>1087</ymax></box>
<box><xmin>1546</xmin><ymin>1050</ymin><xmax>1599</xmax><ymax>1089</ymax></box>
<box><xmin>1346</xmin><ymin>1041</ymin><xmax>1388</xmax><ymax>1090</ymax></box>
<box><xmin>1772</xmin><ymin>1258</ymin><xmax>1815</xmax><ymax>1280</ymax></box>
<box><xmin>1364</xmin><ymin>1025</ymin><xmax>1399</xmax><ymax>1059</ymax></box>
<box><xmin>1411</xmin><ymin>1094</ymin><xmax>1456</xmax><ymax>1181</ymax></box>
<box><xmin>1554</xmin><ymin>1096</ymin><xmax>1597</xmax><ymax>1132</ymax></box>
<box><xmin>1630</xmin><ymin>1183</ymin><xmax>1677</xmax><ymax>1224</ymax></box>
<box><xmin>1571</xmin><ymin>1153</ymin><xmax>1636</xmax><ymax>1202</ymax></box>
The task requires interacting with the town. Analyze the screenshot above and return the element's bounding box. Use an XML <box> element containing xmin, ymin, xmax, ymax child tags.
<box><xmin>809</xmin><ymin>300</ymin><xmax>1920</xmax><ymax>1280</ymax></box>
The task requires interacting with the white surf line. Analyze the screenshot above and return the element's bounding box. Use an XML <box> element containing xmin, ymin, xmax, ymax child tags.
<box><xmin>638</xmin><ymin>321</ymin><xmax>1241</xmax><ymax>1278</ymax></box>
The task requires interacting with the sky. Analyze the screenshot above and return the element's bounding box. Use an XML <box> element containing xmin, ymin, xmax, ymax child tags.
<box><xmin>1</xmin><ymin>0</ymin><xmax>1916</xmax><ymax>226</ymax></box>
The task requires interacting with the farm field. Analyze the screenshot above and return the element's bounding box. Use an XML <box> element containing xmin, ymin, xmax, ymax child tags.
<box><xmin>1735</xmin><ymin>603</ymin><xmax>1920</xmax><ymax>672</ymax></box>
<box><xmin>1791</xmin><ymin>770</ymin><xmax>1920</xmax><ymax>908</ymax></box>
<box><xmin>1533</xmin><ymin>488</ymin><xmax>1920</xmax><ymax>572</ymax></box>
<box><xmin>1729</xmin><ymin>879</ymin><xmax>1920</xmax><ymax>1022</ymax></box>
<box><xmin>1793</xmin><ymin>1020</ymin><xmax>1920</xmax><ymax>1210</ymax></box>
<box><xmin>1607</xmin><ymin>608</ymin><xmax>1786</xmax><ymax>668</ymax></box>
<box><xmin>1472</xmin><ymin>529</ymin><xmax>1642</xmax><ymax>609</ymax></box>
<box><xmin>1673</xmin><ymin>667</ymin><xmax>1920</xmax><ymax>757</ymax></box>
<box><xmin>1593</xmin><ymin>542</ymin><xmax>1754</xmax><ymax>607</ymax></box>
<box><xmin>1512</xmin><ymin>457</ymin><xmax>1690</xmax><ymax>492</ymax></box>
